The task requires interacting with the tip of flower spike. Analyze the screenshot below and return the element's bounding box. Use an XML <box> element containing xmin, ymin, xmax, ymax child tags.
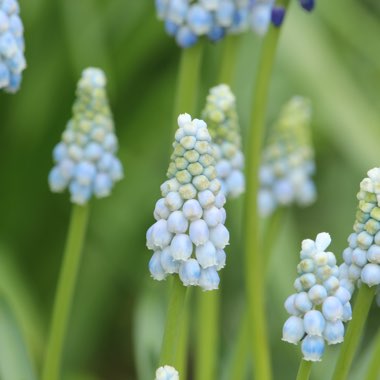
<box><xmin>155</xmin><ymin>365</ymin><xmax>179</xmax><ymax>380</ymax></box>
<box><xmin>315</xmin><ymin>232</ymin><xmax>331</xmax><ymax>251</ymax></box>
<box><xmin>178</xmin><ymin>113</ymin><xmax>192</xmax><ymax>127</ymax></box>
<box><xmin>271</xmin><ymin>6</ymin><xmax>286</xmax><ymax>27</ymax></box>
<box><xmin>79</xmin><ymin>67</ymin><xmax>106</xmax><ymax>91</ymax></box>
<box><xmin>300</xmin><ymin>0</ymin><xmax>315</xmax><ymax>12</ymax></box>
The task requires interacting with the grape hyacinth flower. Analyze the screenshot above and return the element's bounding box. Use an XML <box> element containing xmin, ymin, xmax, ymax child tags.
<box><xmin>0</xmin><ymin>0</ymin><xmax>26</xmax><ymax>93</ymax></box>
<box><xmin>339</xmin><ymin>168</ymin><xmax>380</xmax><ymax>297</ymax></box>
<box><xmin>147</xmin><ymin>114</ymin><xmax>229</xmax><ymax>291</ymax></box>
<box><xmin>48</xmin><ymin>68</ymin><xmax>123</xmax><ymax>205</ymax></box>
<box><xmin>283</xmin><ymin>233</ymin><xmax>352</xmax><ymax>361</ymax></box>
<box><xmin>202</xmin><ymin>84</ymin><xmax>245</xmax><ymax>199</ymax></box>
<box><xmin>155</xmin><ymin>365</ymin><xmax>180</xmax><ymax>380</ymax></box>
<box><xmin>258</xmin><ymin>96</ymin><xmax>316</xmax><ymax>217</ymax></box>
<box><xmin>155</xmin><ymin>0</ymin><xmax>269</xmax><ymax>48</ymax></box>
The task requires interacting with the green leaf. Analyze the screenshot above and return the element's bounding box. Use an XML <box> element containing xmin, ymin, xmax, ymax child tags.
<box><xmin>0</xmin><ymin>296</ymin><xmax>37</xmax><ymax>380</ymax></box>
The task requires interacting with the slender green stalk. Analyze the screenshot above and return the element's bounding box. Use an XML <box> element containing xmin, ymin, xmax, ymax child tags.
<box><xmin>195</xmin><ymin>36</ymin><xmax>241</xmax><ymax>380</ymax></box>
<box><xmin>263</xmin><ymin>208</ymin><xmax>284</xmax><ymax>270</ymax></box>
<box><xmin>167</xmin><ymin>42</ymin><xmax>204</xmax><ymax>376</ymax></box>
<box><xmin>42</xmin><ymin>204</ymin><xmax>90</xmax><ymax>380</ymax></box>
<box><xmin>175</xmin><ymin>288</ymin><xmax>191</xmax><ymax>378</ymax></box>
<box><xmin>159</xmin><ymin>277</ymin><xmax>188</xmax><ymax>366</ymax></box>
<box><xmin>332</xmin><ymin>285</ymin><xmax>376</xmax><ymax>380</ymax></box>
<box><xmin>195</xmin><ymin>291</ymin><xmax>219</xmax><ymax>380</ymax></box>
<box><xmin>364</xmin><ymin>328</ymin><xmax>380</xmax><ymax>380</ymax></box>
<box><xmin>173</xmin><ymin>43</ymin><xmax>204</xmax><ymax>126</ymax></box>
<box><xmin>228</xmin><ymin>208</ymin><xmax>285</xmax><ymax>380</ymax></box>
<box><xmin>296</xmin><ymin>360</ymin><xmax>312</xmax><ymax>380</ymax></box>
<box><xmin>243</xmin><ymin>3</ymin><xmax>290</xmax><ymax>380</ymax></box>
<box><xmin>229</xmin><ymin>312</ymin><xmax>250</xmax><ymax>380</ymax></box>
<box><xmin>218</xmin><ymin>35</ymin><xmax>242</xmax><ymax>86</ymax></box>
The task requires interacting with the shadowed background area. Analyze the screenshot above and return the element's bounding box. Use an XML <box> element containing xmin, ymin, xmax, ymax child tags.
<box><xmin>0</xmin><ymin>1</ymin><xmax>379</xmax><ymax>379</ymax></box>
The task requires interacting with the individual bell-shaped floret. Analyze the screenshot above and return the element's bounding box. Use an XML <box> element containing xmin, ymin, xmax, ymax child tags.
<box><xmin>258</xmin><ymin>96</ymin><xmax>316</xmax><ymax>217</ymax></box>
<box><xmin>201</xmin><ymin>84</ymin><xmax>245</xmax><ymax>199</ymax></box>
<box><xmin>283</xmin><ymin>233</ymin><xmax>352</xmax><ymax>361</ymax></box>
<box><xmin>147</xmin><ymin>114</ymin><xmax>229</xmax><ymax>291</ymax></box>
<box><xmin>155</xmin><ymin>365</ymin><xmax>179</xmax><ymax>380</ymax></box>
<box><xmin>48</xmin><ymin>68</ymin><xmax>123</xmax><ymax>204</ymax></box>
<box><xmin>339</xmin><ymin>168</ymin><xmax>380</xmax><ymax>297</ymax></box>
<box><xmin>0</xmin><ymin>0</ymin><xmax>26</xmax><ymax>93</ymax></box>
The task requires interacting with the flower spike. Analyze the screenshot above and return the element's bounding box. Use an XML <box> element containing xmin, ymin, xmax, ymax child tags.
<box><xmin>258</xmin><ymin>96</ymin><xmax>316</xmax><ymax>217</ymax></box>
<box><xmin>147</xmin><ymin>114</ymin><xmax>229</xmax><ymax>291</ymax></box>
<box><xmin>283</xmin><ymin>233</ymin><xmax>352</xmax><ymax>361</ymax></box>
<box><xmin>339</xmin><ymin>168</ymin><xmax>380</xmax><ymax>298</ymax></box>
<box><xmin>0</xmin><ymin>0</ymin><xmax>26</xmax><ymax>93</ymax></box>
<box><xmin>202</xmin><ymin>84</ymin><xmax>245</xmax><ymax>199</ymax></box>
<box><xmin>48</xmin><ymin>68</ymin><xmax>123</xmax><ymax>204</ymax></box>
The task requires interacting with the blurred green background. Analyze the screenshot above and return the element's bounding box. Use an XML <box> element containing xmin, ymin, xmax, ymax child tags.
<box><xmin>0</xmin><ymin>0</ymin><xmax>379</xmax><ymax>379</ymax></box>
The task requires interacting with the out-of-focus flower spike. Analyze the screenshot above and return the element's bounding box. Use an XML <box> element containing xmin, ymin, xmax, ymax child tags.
<box><xmin>299</xmin><ymin>0</ymin><xmax>315</xmax><ymax>12</ymax></box>
<box><xmin>155</xmin><ymin>365</ymin><xmax>180</xmax><ymax>380</ymax></box>
<box><xmin>146</xmin><ymin>114</ymin><xmax>229</xmax><ymax>291</ymax></box>
<box><xmin>258</xmin><ymin>96</ymin><xmax>316</xmax><ymax>217</ymax></box>
<box><xmin>202</xmin><ymin>84</ymin><xmax>245</xmax><ymax>199</ymax></box>
<box><xmin>48</xmin><ymin>68</ymin><xmax>123</xmax><ymax>204</ymax></box>
<box><xmin>339</xmin><ymin>167</ymin><xmax>380</xmax><ymax>301</ymax></box>
<box><xmin>0</xmin><ymin>0</ymin><xmax>26</xmax><ymax>93</ymax></box>
<box><xmin>283</xmin><ymin>233</ymin><xmax>352</xmax><ymax>361</ymax></box>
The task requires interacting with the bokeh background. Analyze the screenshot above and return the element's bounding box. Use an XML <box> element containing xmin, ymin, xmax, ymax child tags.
<box><xmin>0</xmin><ymin>1</ymin><xmax>379</xmax><ymax>379</ymax></box>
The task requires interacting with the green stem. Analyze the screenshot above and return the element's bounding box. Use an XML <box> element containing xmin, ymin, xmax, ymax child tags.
<box><xmin>218</xmin><ymin>35</ymin><xmax>242</xmax><ymax>87</ymax></box>
<box><xmin>263</xmin><ymin>208</ymin><xmax>284</xmax><ymax>270</ymax></box>
<box><xmin>364</xmin><ymin>328</ymin><xmax>380</xmax><ymax>380</ymax></box>
<box><xmin>195</xmin><ymin>36</ymin><xmax>241</xmax><ymax>380</ymax></box>
<box><xmin>159</xmin><ymin>277</ymin><xmax>188</xmax><ymax>367</ymax></box>
<box><xmin>296</xmin><ymin>360</ymin><xmax>312</xmax><ymax>380</ymax></box>
<box><xmin>332</xmin><ymin>285</ymin><xmax>376</xmax><ymax>380</ymax></box>
<box><xmin>229</xmin><ymin>312</ymin><xmax>250</xmax><ymax>380</ymax></box>
<box><xmin>173</xmin><ymin>43</ymin><xmax>204</xmax><ymax>126</ymax></box>
<box><xmin>243</xmin><ymin>4</ymin><xmax>290</xmax><ymax>380</ymax></box>
<box><xmin>195</xmin><ymin>291</ymin><xmax>219</xmax><ymax>380</ymax></box>
<box><xmin>167</xmin><ymin>42</ymin><xmax>204</xmax><ymax>375</ymax></box>
<box><xmin>175</xmin><ymin>288</ymin><xmax>191</xmax><ymax>379</ymax></box>
<box><xmin>42</xmin><ymin>204</ymin><xmax>90</xmax><ymax>380</ymax></box>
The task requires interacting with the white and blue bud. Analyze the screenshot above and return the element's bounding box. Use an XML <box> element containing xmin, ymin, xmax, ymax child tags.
<box><xmin>323</xmin><ymin>320</ymin><xmax>344</xmax><ymax>345</ymax></box>
<box><xmin>301</xmin><ymin>335</ymin><xmax>325</xmax><ymax>362</ymax></box>
<box><xmin>259</xmin><ymin>97</ymin><xmax>316</xmax><ymax>217</ymax></box>
<box><xmin>147</xmin><ymin>114</ymin><xmax>229</xmax><ymax>290</ymax></box>
<box><xmin>48</xmin><ymin>68</ymin><xmax>123</xmax><ymax>204</ymax></box>
<box><xmin>282</xmin><ymin>316</ymin><xmax>305</xmax><ymax>344</ymax></box>
<box><xmin>303</xmin><ymin>310</ymin><xmax>325</xmax><ymax>336</ymax></box>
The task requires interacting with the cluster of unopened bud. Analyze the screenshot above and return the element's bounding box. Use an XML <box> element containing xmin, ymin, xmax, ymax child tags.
<box><xmin>49</xmin><ymin>68</ymin><xmax>123</xmax><ymax>204</ymax></box>
<box><xmin>283</xmin><ymin>233</ymin><xmax>352</xmax><ymax>361</ymax></box>
<box><xmin>202</xmin><ymin>84</ymin><xmax>244</xmax><ymax>199</ymax></box>
<box><xmin>339</xmin><ymin>168</ymin><xmax>380</xmax><ymax>298</ymax></box>
<box><xmin>147</xmin><ymin>114</ymin><xmax>229</xmax><ymax>291</ymax></box>
<box><xmin>258</xmin><ymin>96</ymin><xmax>316</xmax><ymax>217</ymax></box>
<box><xmin>0</xmin><ymin>0</ymin><xmax>26</xmax><ymax>93</ymax></box>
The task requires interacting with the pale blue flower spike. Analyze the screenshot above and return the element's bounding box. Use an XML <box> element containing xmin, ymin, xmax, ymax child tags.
<box><xmin>202</xmin><ymin>84</ymin><xmax>245</xmax><ymax>199</ymax></box>
<box><xmin>259</xmin><ymin>96</ymin><xmax>316</xmax><ymax>217</ymax></box>
<box><xmin>339</xmin><ymin>167</ymin><xmax>380</xmax><ymax>302</ymax></box>
<box><xmin>48</xmin><ymin>68</ymin><xmax>123</xmax><ymax>204</ymax></box>
<box><xmin>147</xmin><ymin>114</ymin><xmax>229</xmax><ymax>290</ymax></box>
<box><xmin>0</xmin><ymin>0</ymin><xmax>26</xmax><ymax>93</ymax></box>
<box><xmin>154</xmin><ymin>0</ymin><xmax>275</xmax><ymax>48</ymax></box>
<box><xmin>283</xmin><ymin>232</ymin><xmax>352</xmax><ymax>360</ymax></box>
<box><xmin>155</xmin><ymin>365</ymin><xmax>179</xmax><ymax>380</ymax></box>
